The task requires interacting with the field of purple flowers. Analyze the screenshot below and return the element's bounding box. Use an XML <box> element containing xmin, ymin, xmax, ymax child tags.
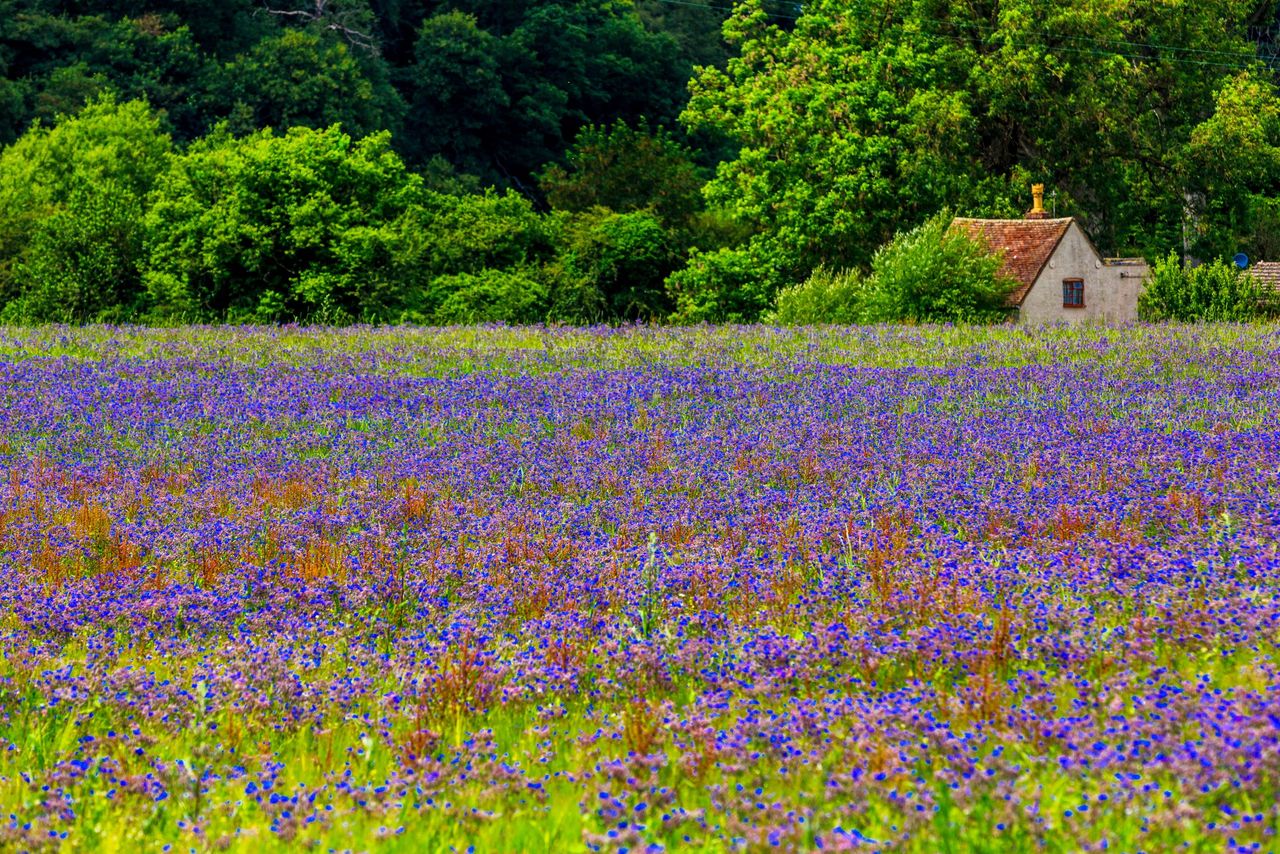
<box><xmin>0</xmin><ymin>324</ymin><xmax>1279</xmax><ymax>852</ymax></box>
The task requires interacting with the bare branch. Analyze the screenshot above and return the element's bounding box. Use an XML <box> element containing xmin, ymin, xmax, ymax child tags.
<box><xmin>259</xmin><ymin>0</ymin><xmax>380</xmax><ymax>54</ymax></box>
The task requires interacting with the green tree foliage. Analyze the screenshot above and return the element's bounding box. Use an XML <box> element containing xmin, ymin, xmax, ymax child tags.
<box><xmin>420</xmin><ymin>190</ymin><xmax>554</xmax><ymax>282</ymax></box>
<box><xmin>0</xmin><ymin>5</ymin><xmax>119</xmax><ymax>135</ymax></box>
<box><xmin>681</xmin><ymin>0</ymin><xmax>988</xmax><ymax>299</ymax></box>
<box><xmin>666</xmin><ymin>243</ymin><xmax>783</xmax><ymax>323</ymax></box>
<box><xmin>93</xmin><ymin>17</ymin><xmax>216</xmax><ymax>141</ymax></box>
<box><xmin>0</xmin><ymin>76</ymin><xmax>28</xmax><ymax>147</ymax></box>
<box><xmin>0</xmin><ymin>95</ymin><xmax>171</xmax><ymax>321</ymax></box>
<box><xmin>220</xmin><ymin>30</ymin><xmax>403</xmax><ymax>139</ymax></box>
<box><xmin>539</xmin><ymin>120</ymin><xmax>703</xmax><ymax>227</ymax></box>
<box><xmin>1138</xmin><ymin>253</ymin><xmax>1270</xmax><ymax>322</ymax></box>
<box><xmin>541</xmin><ymin>121</ymin><xmax>723</xmax><ymax>323</ymax></box>
<box><xmin>16</xmin><ymin>184</ymin><xmax>148</xmax><ymax>323</ymax></box>
<box><xmin>406</xmin><ymin>11</ymin><xmax>510</xmax><ymax>178</ymax></box>
<box><xmin>402</xmin><ymin>1</ymin><xmax>687</xmax><ymax>185</ymax></box>
<box><xmin>0</xmin><ymin>9</ymin><xmax>219</xmax><ymax>144</ymax></box>
<box><xmin>6</xmin><ymin>0</ymin><xmax>1280</xmax><ymax>327</ymax></box>
<box><xmin>1186</xmin><ymin>72</ymin><xmax>1280</xmax><ymax>259</ymax></box>
<box><xmin>977</xmin><ymin>0</ymin><xmax>1266</xmax><ymax>257</ymax></box>
<box><xmin>419</xmin><ymin>189</ymin><xmax>556</xmax><ymax>323</ymax></box>
<box><xmin>30</xmin><ymin>63</ymin><xmax>110</xmax><ymax>124</ymax></box>
<box><xmin>102</xmin><ymin>0</ymin><xmax>271</xmax><ymax>58</ymax></box>
<box><xmin>635</xmin><ymin>0</ymin><xmax>732</xmax><ymax>71</ymax></box>
<box><xmin>548</xmin><ymin>207</ymin><xmax>675</xmax><ymax>322</ymax></box>
<box><xmin>0</xmin><ymin>1</ymin><xmax>394</xmax><ymax>146</ymax></box>
<box><xmin>681</xmin><ymin>0</ymin><xmax>1280</xmax><ymax>319</ymax></box>
<box><xmin>857</xmin><ymin>216</ymin><xmax>1017</xmax><ymax>324</ymax></box>
<box><xmin>144</xmin><ymin>125</ymin><xmax>428</xmax><ymax>323</ymax></box>
<box><xmin>429</xmin><ymin>269</ymin><xmax>549</xmax><ymax>325</ymax></box>
<box><xmin>0</xmin><ymin>0</ymin><xmax>708</xmax><ymax>189</ymax></box>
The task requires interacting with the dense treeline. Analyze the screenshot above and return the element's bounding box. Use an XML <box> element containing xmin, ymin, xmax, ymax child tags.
<box><xmin>1</xmin><ymin>0</ymin><xmax>1279</xmax><ymax>323</ymax></box>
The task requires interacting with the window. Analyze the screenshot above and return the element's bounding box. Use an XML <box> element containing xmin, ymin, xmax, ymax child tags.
<box><xmin>1063</xmin><ymin>279</ymin><xmax>1085</xmax><ymax>308</ymax></box>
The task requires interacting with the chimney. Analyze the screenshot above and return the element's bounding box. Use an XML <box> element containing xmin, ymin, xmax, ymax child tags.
<box><xmin>1026</xmin><ymin>183</ymin><xmax>1047</xmax><ymax>220</ymax></box>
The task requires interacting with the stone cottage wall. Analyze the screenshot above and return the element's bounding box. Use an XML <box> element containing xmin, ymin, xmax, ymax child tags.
<box><xmin>1018</xmin><ymin>223</ymin><xmax>1146</xmax><ymax>324</ymax></box>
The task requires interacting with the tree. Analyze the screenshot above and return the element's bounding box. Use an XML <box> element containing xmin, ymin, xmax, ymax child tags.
<box><xmin>420</xmin><ymin>189</ymin><xmax>555</xmax><ymax>282</ymax></box>
<box><xmin>259</xmin><ymin>0</ymin><xmax>381</xmax><ymax>53</ymax></box>
<box><xmin>980</xmin><ymin>0</ymin><xmax>1268</xmax><ymax>258</ymax></box>
<box><xmin>0</xmin><ymin>0</ymin><xmax>710</xmax><ymax>194</ymax></box>
<box><xmin>538</xmin><ymin>120</ymin><xmax>704</xmax><ymax>228</ymax></box>
<box><xmin>115</xmin><ymin>0</ymin><xmax>272</xmax><ymax>58</ymax></box>
<box><xmin>144</xmin><ymin>125</ymin><xmax>428</xmax><ymax>322</ymax></box>
<box><xmin>220</xmin><ymin>29</ymin><xmax>404</xmax><ymax>139</ymax></box>
<box><xmin>1185</xmin><ymin>72</ymin><xmax>1280</xmax><ymax>260</ymax></box>
<box><xmin>548</xmin><ymin>207</ymin><xmax>676</xmax><ymax>322</ymax></box>
<box><xmin>680</xmin><ymin>0</ymin><xmax>1278</xmax><ymax>317</ymax></box>
<box><xmin>418</xmin><ymin>189</ymin><xmax>556</xmax><ymax>323</ymax></box>
<box><xmin>401</xmin><ymin>0</ymin><xmax>687</xmax><ymax>186</ymax></box>
<box><xmin>0</xmin><ymin>95</ymin><xmax>171</xmax><ymax>320</ymax></box>
<box><xmin>681</xmin><ymin>0</ymin><xmax>987</xmax><ymax>290</ymax></box>
<box><xmin>87</xmin><ymin>16</ymin><xmax>219</xmax><ymax>142</ymax></box>
<box><xmin>635</xmin><ymin>0</ymin><xmax>732</xmax><ymax>71</ymax></box>
<box><xmin>30</xmin><ymin>62</ymin><xmax>110</xmax><ymax>124</ymax></box>
<box><xmin>405</xmin><ymin>11</ymin><xmax>510</xmax><ymax>178</ymax></box>
<box><xmin>0</xmin><ymin>75</ymin><xmax>28</xmax><ymax>148</ymax></box>
<box><xmin>0</xmin><ymin>8</ymin><xmax>223</xmax><ymax>144</ymax></box>
<box><xmin>15</xmin><ymin>182</ymin><xmax>147</xmax><ymax>322</ymax></box>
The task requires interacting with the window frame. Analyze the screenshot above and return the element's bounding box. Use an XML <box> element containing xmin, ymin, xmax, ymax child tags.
<box><xmin>1062</xmin><ymin>278</ymin><xmax>1085</xmax><ymax>309</ymax></box>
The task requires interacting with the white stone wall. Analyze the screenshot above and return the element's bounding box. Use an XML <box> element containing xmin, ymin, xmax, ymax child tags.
<box><xmin>1018</xmin><ymin>222</ymin><xmax>1146</xmax><ymax>324</ymax></box>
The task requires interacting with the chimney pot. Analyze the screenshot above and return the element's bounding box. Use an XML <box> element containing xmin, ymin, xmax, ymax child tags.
<box><xmin>1027</xmin><ymin>183</ymin><xmax>1047</xmax><ymax>220</ymax></box>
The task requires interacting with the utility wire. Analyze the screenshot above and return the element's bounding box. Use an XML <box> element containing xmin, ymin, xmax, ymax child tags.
<box><xmin>913</xmin><ymin>15</ymin><xmax>1260</xmax><ymax>63</ymax></box>
<box><xmin>914</xmin><ymin>18</ymin><xmax>1262</xmax><ymax>71</ymax></box>
<box><xmin>646</xmin><ymin>0</ymin><xmax>1271</xmax><ymax>70</ymax></box>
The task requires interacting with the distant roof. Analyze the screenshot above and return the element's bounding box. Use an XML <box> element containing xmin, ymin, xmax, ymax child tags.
<box><xmin>950</xmin><ymin>217</ymin><xmax>1073</xmax><ymax>305</ymax></box>
<box><xmin>1248</xmin><ymin>261</ymin><xmax>1280</xmax><ymax>293</ymax></box>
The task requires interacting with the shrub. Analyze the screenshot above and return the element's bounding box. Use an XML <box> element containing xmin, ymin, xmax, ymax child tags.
<box><xmin>665</xmin><ymin>243</ymin><xmax>784</xmax><ymax>323</ymax></box>
<box><xmin>422</xmin><ymin>190</ymin><xmax>555</xmax><ymax>280</ymax></box>
<box><xmin>0</xmin><ymin>95</ymin><xmax>171</xmax><ymax>321</ymax></box>
<box><xmin>143</xmin><ymin>125</ymin><xmax>429</xmax><ymax>323</ymax></box>
<box><xmin>858</xmin><ymin>215</ymin><xmax>1017</xmax><ymax>324</ymax></box>
<box><xmin>429</xmin><ymin>269</ymin><xmax>549</xmax><ymax>325</ymax></box>
<box><xmin>768</xmin><ymin>266</ymin><xmax>864</xmax><ymax>325</ymax></box>
<box><xmin>548</xmin><ymin>208</ymin><xmax>675</xmax><ymax>323</ymax></box>
<box><xmin>17</xmin><ymin>183</ymin><xmax>148</xmax><ymax>322</ymax></box>
<box><xmin>1138</xmin><ymin>252</ymin><xmax>1269</xmax><ymax>322</ymax></box>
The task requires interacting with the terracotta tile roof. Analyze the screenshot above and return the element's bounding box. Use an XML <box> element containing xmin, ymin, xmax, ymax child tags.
<box><xmin>949</xmin><ymin>217</ymin><xmax>1073</xmax><ymax>305</ymax></box>
<box><xmin>1248</xmin><ymin>261</ymin><xmax>1280</xmax><ymax>293</ymax></box>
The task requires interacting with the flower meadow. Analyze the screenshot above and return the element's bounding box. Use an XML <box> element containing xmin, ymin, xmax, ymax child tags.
<box><xmin>1</xmin><ymin>324</ymin><xmax>1279</xmax><ymax>853</ymax></box>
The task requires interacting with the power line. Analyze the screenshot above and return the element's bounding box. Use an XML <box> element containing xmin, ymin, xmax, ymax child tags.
<box><xmin>915</xmin><ymin>19</ymin><xmax>1261</xmax><ymax>71</ymax></box>
<box><xmin>916</xmin><ymin>15</ymin><xmax>1260</xmax><ymax>65</ymax></box>
<box><xmin>646</xmin><ymin>0</ymin><xmax>1270</xmax><ymax>71</ymax></box>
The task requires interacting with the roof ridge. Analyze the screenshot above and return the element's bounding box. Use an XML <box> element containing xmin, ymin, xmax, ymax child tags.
<box><xmin>950</xmin><ymin>216</ymin><xmax>1074</xmax><ymax>223</ymax></box>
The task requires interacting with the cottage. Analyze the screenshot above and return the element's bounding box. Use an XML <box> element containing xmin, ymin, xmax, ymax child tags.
<box><xmin>950</xmin><ymin>185</ymin><xmax>1148</xmax><ymax>324</ymax></box>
